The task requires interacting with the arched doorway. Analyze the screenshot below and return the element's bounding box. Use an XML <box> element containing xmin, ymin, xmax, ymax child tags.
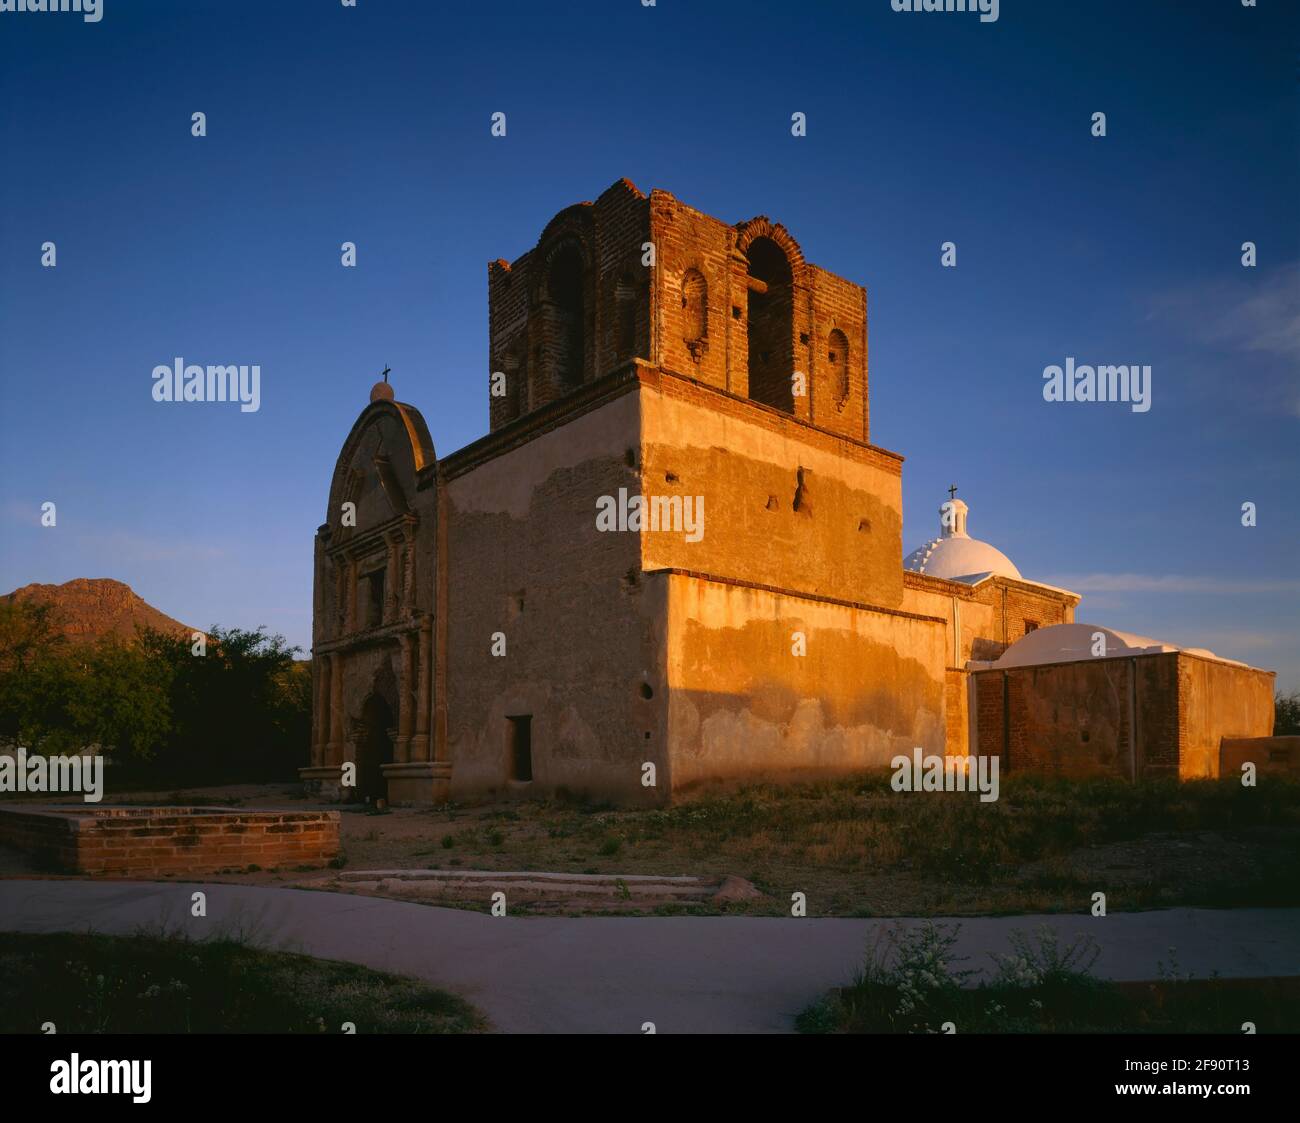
<box><xmin>357</xmin><ymin>693</ymin><xmax>394</xmax><ymax>803</ymax></box>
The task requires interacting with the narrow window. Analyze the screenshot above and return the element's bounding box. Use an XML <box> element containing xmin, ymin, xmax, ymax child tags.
<box><xmin>507</xmin><ymin>715</ymin><xmax>533</xmax><ymax>782</ymax></box>
<box><xmin>545</xmin><ymin>245</ymin><xmax>585</xmax><ymax>391</ymax></box>
<box><xmin>363</xmin><ymin>569</ymin><xmax>385</xmax><ymax>629</ymax></box>
<box><xmin>681</xmin><ymin>268</ymin><xmax>707</xmax><ymax>359</ymax></box>
<box><xmin>1024</xmin><ymin>619</ymin><xmax>1039</xmax><ymax>634</ymax></box>
<box><xmin>615</xmin><ymin>271</ymin><xmax>638</xmax><ymax>359</ymax></box>
<box><xmin>828</xmin><ymin>328</ymin><xmax>849</xmax><ymax>405</ymax></box>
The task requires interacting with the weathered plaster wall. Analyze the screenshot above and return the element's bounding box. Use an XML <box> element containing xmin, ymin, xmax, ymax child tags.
<box><xmin>662</xmin><ymin>572</ymin><xmax>945</xmax><ymax>793</ymax></box>
<box><xmin>444</xmin><ymin>390</ymin><xmax>668</xmax><ymax>805</ymax></box>
<box><xmin>638</xmin><ymin>372</ymin><xmax>904</xmax><ymax>606</ymax></box>
<box><xmin>1179</xmin><ymin>655</ymin><xmax>1275</xmax><ymax>778</ymax></box>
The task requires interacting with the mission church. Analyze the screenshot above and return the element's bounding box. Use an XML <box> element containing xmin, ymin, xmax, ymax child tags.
<box><xmin>301</xmin><ymin>178</ymin><xmax>1275</xmax><ymax>807</ymax></box>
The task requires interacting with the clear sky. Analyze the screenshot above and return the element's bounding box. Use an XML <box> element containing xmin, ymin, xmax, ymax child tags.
<box><xmin>1</xmin><ymin>0</ymin><xmax>1297</xmax><ymax>690</ymax></box>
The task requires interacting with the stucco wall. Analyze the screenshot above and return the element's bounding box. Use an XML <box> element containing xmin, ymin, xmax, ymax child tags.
<box><xmin>662</xmin><ymin>571</ymin><xmax>945</xmax><ymax>793</ymax></box>
<box><xmin>444</xmin><ymin>390</ymin><xmax>668</xmax><ymax>804</ymax></box>
<box><xmin>1179</xmin><ymin>655</ymin><xmax>1275</xmax><ymax>778</ymax></box>
<box><xmin>638</xmin><ymin>373</ymin><xmax>904</xmax><ymax>607</ymax></box>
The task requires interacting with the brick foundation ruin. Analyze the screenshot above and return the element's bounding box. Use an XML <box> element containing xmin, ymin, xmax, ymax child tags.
<box><xmin>0</xmin><ymin>805</ymin><xmax>340</xmax><ymax>876</ymax></box>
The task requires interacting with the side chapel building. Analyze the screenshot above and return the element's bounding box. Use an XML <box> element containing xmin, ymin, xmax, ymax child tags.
<box><xmin>302</xmin><ymin>179</ymin><xmax>1275</xmax><ymax>806</ymax></box>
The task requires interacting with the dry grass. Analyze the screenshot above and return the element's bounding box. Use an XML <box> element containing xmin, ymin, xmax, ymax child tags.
<box><xmin>325</xmin><ymin>771</ymin><xmax>1300</xmax><ymax>916</ymax></box>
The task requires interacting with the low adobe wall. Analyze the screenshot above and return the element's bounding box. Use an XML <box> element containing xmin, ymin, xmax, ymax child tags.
<box><xmin>0</xmin><ymin>806</ymin><xmax>340</xmax><ymax>876</ymax></box>
<box><xmin>1220</xmin><ymin>736</ymin><xmax>1300</xmax><ymax>778</ymax></box>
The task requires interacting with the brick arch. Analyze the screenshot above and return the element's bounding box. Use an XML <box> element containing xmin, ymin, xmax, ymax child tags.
<box><xmin>531</xmin><ymin>203</ymin><xmax>595</xmax><ymax>283</ymax></box>
<box><xmin>734</xmin><ymin>216</ymin><xmax>805</xmax><ymax>273</ymax></box>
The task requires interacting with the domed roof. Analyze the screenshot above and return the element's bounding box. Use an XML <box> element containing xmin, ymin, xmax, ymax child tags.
<box><xmin>904</xmin><ymin>496</ymin><xmax>1022</xmax><ymax>582</ymax></box>
<box><xmin>986</xmin><ymin>623</ymin><xmax>1246</xmax><ymax>669</ymax></box>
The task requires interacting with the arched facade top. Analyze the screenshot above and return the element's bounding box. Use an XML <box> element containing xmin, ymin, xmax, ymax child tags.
<box><xmin>734</xmin><ymin>216</ymin><xmax>805</xmax><ymax>271</ymax></box>
<box><xmin>326</xmin><ymin>398</ymin><xmax>436</xmax><ymax>520</ymax></box>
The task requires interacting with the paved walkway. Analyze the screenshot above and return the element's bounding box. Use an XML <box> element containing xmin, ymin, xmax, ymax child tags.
<box><xmin>2</xmin><ymin>881</ymin><xmax>1297</xmax><ymax>1033</ymax></box>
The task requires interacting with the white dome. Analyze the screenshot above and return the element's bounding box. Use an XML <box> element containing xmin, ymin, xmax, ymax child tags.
<box><xmin>986</xmin><ymin>623</ymin><xmax>1245</xmax><ymax>669</ymax></box>
<box><xmin>904</xmin><ymin>496</ymin><xmax>1022</xmax><ymax>582</ymax></box>
<box><xmin>905</xmin><ymin>536</ymin><xmax>1022</xmax><ymax>581</ymax></box>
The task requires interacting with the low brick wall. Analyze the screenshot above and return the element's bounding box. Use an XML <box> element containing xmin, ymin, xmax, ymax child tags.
<box><xmin>1220</xmin><ymin>736</ymin><xmax>1300</xmax><ymax>778</ymax></box>
<box><xmin>0</xmin><ymin>806</ymin><xmax>340</xmax><ymax>876</ymax></box>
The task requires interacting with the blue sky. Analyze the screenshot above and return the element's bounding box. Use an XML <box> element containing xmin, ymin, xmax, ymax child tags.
<box><xmin>1</xmin><ymin>0</ymin><xmax>1297</xmax><ymax>690</ymax></box>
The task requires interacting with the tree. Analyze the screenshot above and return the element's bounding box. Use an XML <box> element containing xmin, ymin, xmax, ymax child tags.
<box><xmin>0</xmin><ymin>599</ymin><xmax>65</xmax><ymax>740</ymax></box>
<box><xmin>1276</xmin><ymin>691</ymin><xmax>1300</xmax><ymax>737</ymax></box>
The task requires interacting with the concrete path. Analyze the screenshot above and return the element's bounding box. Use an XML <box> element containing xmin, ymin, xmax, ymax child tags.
<box><xmin>2</xmin><ymin>881</ymin><xmax>1297</xmax><ymax>1033</ymax></box>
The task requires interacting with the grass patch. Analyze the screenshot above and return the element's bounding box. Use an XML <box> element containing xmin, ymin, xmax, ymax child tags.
<box><xmin>798</xmin><ymin>921</ymin><xmax>1300</xmax><ymax>1033</ymax></box>
<box><xmin>0</xmin><ymin>932</ymin><xmax>485</xmax><ymax>1034</ymax></box>
<box><xmin>335</xmin><ymin>772</ymin><xmax>1300</xmax><ymax>916</ymax></box>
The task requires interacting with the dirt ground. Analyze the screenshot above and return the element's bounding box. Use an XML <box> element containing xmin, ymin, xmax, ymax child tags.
<box><xmin>4</xmin><ymin>776</ymin><xmax>1297</xmax><ymax>918</ymax></box>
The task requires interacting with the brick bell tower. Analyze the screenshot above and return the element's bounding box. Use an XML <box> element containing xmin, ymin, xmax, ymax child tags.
<box><xmin>486</xmin><ymin>177</ymin><xmax>870</xmax><ymax>443</ymax></box>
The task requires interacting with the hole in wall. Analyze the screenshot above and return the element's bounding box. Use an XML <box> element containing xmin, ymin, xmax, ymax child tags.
<box><xmin>639</xmin><ymin>682</ymin><xmax>654</xmax><ymax>700</ymax></box>
<box><xmin>792</xmin><ymin>466</ymin><xmax>811</xmax><ymax>514</ymax></box>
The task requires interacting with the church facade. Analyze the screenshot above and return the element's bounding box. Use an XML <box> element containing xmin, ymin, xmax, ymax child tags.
<box><xmin>301</xmin><ymin>178</ymin><xmax>1274</xmax><ymax>807</ymax></box>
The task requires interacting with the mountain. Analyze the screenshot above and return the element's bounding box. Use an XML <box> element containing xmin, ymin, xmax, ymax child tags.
<box><xmin>1</xmin><ymin>578</ymin><xmax>191</xmax><ymax>646</ymax></box>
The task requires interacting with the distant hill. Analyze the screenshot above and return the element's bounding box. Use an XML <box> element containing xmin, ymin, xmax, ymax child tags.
<box><xmin>2</xmin><ymin>578</ymin><xmax>191</xmax><ymax>646</ymax></box>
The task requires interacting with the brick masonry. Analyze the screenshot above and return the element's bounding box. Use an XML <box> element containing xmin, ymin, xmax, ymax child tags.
<box><xmin>0</xmin><ymin>806</ymin><xmax>340</xmax><ymax>876</ymax></box>
<box><xmin>971</xmin><ymin>652</ymin><xmax>1274</xmax><ymax>780</ymax></box>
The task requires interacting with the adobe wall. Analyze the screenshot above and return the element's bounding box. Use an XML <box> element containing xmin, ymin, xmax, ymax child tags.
<box><xmin>637</xmin><ymin>370</ymin><xmax>904</xmax><ymax>608</ymax></box>
<box><xmin>1221</xmin><ymin>736</ymin><xmax>1300</xmax><ymax>777</ymax></box>
<box><xmin>973</xmin><ymin>658</ymin><xmax>1138</xmax><ymax>779</ymax></box>
<box><xmin>972</xmin><ymin>652</ymin><xmax>1274</xmax><ymax>781</ymax></box>
<box><xmin>661</xmin><ymin>571</ymin><xmax>946</xmax><ymax>793</ymax></box>
<box><xmin>443</xmin><ymin>388</ymin><xmax>668</xmax><ymax>805</ymax></box>
<box><xmin>902</xmin><ymin>572</ymin><xmax>1076</xmax><ymax>756</ymax></box>
<box><xmin>1178</xmin><ymin>655</ymin><xmax>1275</xmax><ymax>778</ymax></box>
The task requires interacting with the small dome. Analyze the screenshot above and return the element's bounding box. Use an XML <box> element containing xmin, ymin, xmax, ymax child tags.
<box><xmin>370</xmin><ymin>380</ymin><xmax>394</xmax><ymax>403</ymax></box>
<box><xmin>904</xmin><ymin>496</ymin><xmax>1022</xmax><ymax>582</ymax></box>
<box><xmin>987</xmin><ymin>623</ymin><xmax>1245</xmax><ymax>669</ymax></box>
